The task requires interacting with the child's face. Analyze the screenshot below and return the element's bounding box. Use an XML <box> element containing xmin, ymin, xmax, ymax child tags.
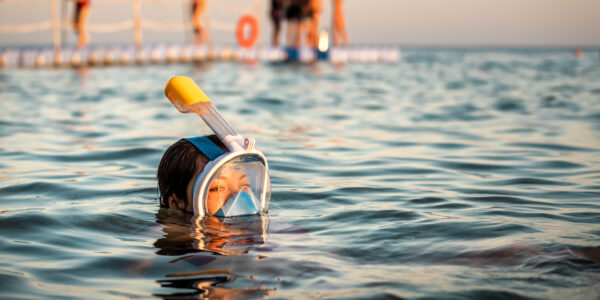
<box><xmin>186</xmin><ymin>159</ymin><xmax>250</xmax><ymax>215</ymax></box>
<box><xmin>205</xmin><ymin>170</ymin><xmax>250</xmax><ymax>216</ymax></box>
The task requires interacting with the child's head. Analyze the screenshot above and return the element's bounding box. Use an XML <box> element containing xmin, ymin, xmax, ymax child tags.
<box><xmin>159</xmin><ymin>76</ymin><xmax>270</xmax><ymax>217</ymax></box>
<box><xmin>157</xmin><ymin>134</ymin><xmax>228</xmax><ymax>213</ymax></box>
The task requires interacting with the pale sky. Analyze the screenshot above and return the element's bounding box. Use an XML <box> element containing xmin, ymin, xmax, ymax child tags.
<box><xmin>1</xmin><ymin>0</ymin><xmax>599</xmax><ymax>47</ymax></box>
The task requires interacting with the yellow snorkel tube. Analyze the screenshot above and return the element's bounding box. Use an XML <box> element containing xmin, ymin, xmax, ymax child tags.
<box><xmin>164</xmin><ymin>76</ymin><xmax>248</xmax><ymax>152</ymax></box>
<box><xmin>164</xmin><ymin>76</ymin><xmax>211</xmax><ymax>112</ymax></box>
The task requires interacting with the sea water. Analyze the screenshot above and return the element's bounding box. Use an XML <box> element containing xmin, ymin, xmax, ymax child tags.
<box><xmin>1</xmin><ymin>48</ymin><xmax>599</xmax><ymax>299</ymax></box>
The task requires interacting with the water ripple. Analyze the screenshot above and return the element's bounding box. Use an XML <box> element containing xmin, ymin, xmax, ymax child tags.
<box><xmin>1</xmin><ymin>49</ymin><xmax>599</xmax><ymax>299</ymax></box>
<box><xmin>506</xmin><ymin>142</ymin><xmax>595</xmax><ymax>152</ymax></box>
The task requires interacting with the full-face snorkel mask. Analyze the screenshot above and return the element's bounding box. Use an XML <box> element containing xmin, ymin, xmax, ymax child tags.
<box><xmin>164</xmin><ymin>76</ymin><xmax>271</xmax><ymax>217</ymax></box>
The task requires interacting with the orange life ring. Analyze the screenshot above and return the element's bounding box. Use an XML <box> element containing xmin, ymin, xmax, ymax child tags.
<box><xmin>236</xmin><ymin>14</ymin><xmax>259</xmax><ymax>49</ymax></box>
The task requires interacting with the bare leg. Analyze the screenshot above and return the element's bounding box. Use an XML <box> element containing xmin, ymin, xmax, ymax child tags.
<box><xmin>272</xmin><ymin>19</ymin><xmax>281</xmax><ymax>46</ymax></box>
<box><xmin>286</xmin><ymin>21</ymin><xmax>294</xmax><ymax>47</ymax></box>
<box><xmin>339</xmin><ymin>25</ymin><xmax>348</xmax><ymax>46</ymax></box>
<box><xmin>193</xmin><ymin>8</ymin><xmax>203</xmax><ymax>45</ymax></box>
<box><xmin>194</xmin><ymin>24</ymin><xmax>205</xmax><ymax>45</ymax></box>
<box><xmin>294</xmin><ymin>21</ymin><xmax>303</xmax><ymax>48</ymax></box>
<box><xmin>332</xmin><ymin>27</ymin><xmax>339</xmax><ymax>47</ymax></box>
<box><xmin>77</xmin><ymin>6</ymin><xmax>90</xmax><ymax>49</ymax></box>
<box><xmin>312</xmin><ymin>14</ymin><xmax>321</xmax><ymax>48</ymax></box>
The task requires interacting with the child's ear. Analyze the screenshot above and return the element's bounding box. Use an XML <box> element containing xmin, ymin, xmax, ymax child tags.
<box><xmin>167</xmin><ymin>194</ymin><xmax>185</xmax><ymax>210</ymax></box>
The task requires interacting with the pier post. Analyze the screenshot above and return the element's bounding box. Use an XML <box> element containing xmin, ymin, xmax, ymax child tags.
<box><xmin>60</xmin><ymin>0</ymin><xmax>68</xmax><ymax>47</ymax></box>
<box><xmin>49</xmin><ymin>0</ymin><xmax>62</xmax><ymax>66</ymax></box>
<box><xmin>253</xmin><ymin>0</ymin><xmax>262</xmax><ymax>48</ymax></box>
<box><xmin>132</xmin><ymin>0</ymin><xmax>143</xmax><ymax>55</ymax></box>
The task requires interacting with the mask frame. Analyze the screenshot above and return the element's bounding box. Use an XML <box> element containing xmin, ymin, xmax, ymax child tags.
<box><xmin>188</xmin><ymin>137</ymin><xmax>270</xmax><ymax>217</ymax></box>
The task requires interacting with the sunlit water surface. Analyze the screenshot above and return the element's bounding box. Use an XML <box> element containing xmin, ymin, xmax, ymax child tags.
<box><xmin>1</xmin><ymin>49</ymin><xmax>600</xmax><ymax>299</ymax></box>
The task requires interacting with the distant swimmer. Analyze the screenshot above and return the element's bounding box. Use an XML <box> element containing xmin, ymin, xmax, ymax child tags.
<box><xmin>332</xmin><ymin>0</ymin><xmax>348</xmax><ymax>47</ymax></box>
<box><xmin>191</xmin><ymin>0</ymin><xmax>208</xmax><ymax>45</ymax></box>
<box><xmin>574</xmin><ymin>48</ymin><xmax>582</xmax><ymax>58</ymax></box>
<box><xmin>73</xmin><ymin>0</ymin><xmax>91</xmax><ymax>48</ymax></box>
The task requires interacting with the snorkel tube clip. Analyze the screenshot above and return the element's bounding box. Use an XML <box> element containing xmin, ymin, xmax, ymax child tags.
<box><xmin>221</xmin><ymin>135</ymin><xmax>256</xmax><ymax>153</ymax></box>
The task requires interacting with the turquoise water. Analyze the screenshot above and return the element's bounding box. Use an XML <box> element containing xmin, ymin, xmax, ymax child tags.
<box><xmin>1</xmin><ymin>49</ymin><xmax>599</xmax><ymax>299</ymax></box>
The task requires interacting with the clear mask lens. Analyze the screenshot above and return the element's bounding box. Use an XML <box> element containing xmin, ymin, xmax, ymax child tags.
<box><xmin>203</xmin><ymin>154</ymin><xmax>270</xmax><ymax>217</ymax></box>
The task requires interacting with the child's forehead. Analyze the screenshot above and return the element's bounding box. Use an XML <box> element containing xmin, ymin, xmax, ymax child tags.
<box><xmin>216</xmin><ymin>166</ymin><xmax>247</xmax><ymax>179</ymax></box>
<box><xmin>210</xmin><ymin>168</ymin><xmax>248</xmax><ymax>185</ymax></box>
<box><xmin>218</xmin><ymin>161</ymin><xmax>246</xmax><ymax>173</ymax></box>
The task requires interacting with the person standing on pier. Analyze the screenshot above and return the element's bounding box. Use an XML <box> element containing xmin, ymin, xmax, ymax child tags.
<box><xmin>270</xmin><ymin>0</ymin><xmax>285</xmax><ymax>46</ymax></box>
<box><xmin>191</xmin><ymin>0</ymin><xmax>208</xmax><ymax>45</ymax></box>
<box><xmin>286</xmin><ymin>0</ymin><xmax>309</xmax><ymax>48</ymax></box>
<box><xmin>332</xmin><ymin>0</ymin><xmax>348</xmax><ymax>46</ymax></box>
<box><xmin>307</xmin><ymin>0</ymin><xmax>323</xmax><ymax>48</ymax></box>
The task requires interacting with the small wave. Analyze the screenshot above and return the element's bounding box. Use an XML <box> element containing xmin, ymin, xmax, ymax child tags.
<box><xmin>248</xmin><ymin>97</ymin><xmax>284</xmax><ymax>106</ymax></box>
<box><xmin>428</xmin><ymin>142</ymin><xmax>471</xmax><ymax>150</ymax></box>
<box><xmin>408</xmin><ymin>197</ymin><xmax>446</xmax><ymax>204</ymax></box>
<box><xmin>494</xmin><ymin>97</ymin><xmax>526</xmax><ymax>113</ymax></box>
<box><xmin>323</xmin><ymin>209</ymin><xmax>421</xmax><ymax>225</ymax></box>
<box><xmin>540</xmin><ymin>95</ymin><xmax>579</xmax><ymax>110</ymax></box>
<box><xmin>550</xmin><ymin>84</ymin><xmax>582</xmax><ymax>93</ymax></box>
<box><xmin>479</xmin><ymin>61</ymin><xmax>513</xmax><ymax>72</ymax></box>
<box><xmin>506</xmin><ymin>142</ymin><xmax>594</xmax><ymax>152</ymax></box>
<box><xmin>429</xmin><ymin>202</ymin><xmax>473</xmax><ymax>209</ymax></box>
<box><xmin>488</xmin><ymin>177</ymin><xmax>574</xmax><ymax>186</ymax></box>
<box><xmin>534</xmin><ymin>160</ymin><xmax>585</xmax><ymax>169</ymax></box>
<box><xmin>446</xmin><ymin>81</ymin><xmax>466</xmax><ymax>90</ymax></box>
<box><xmin>436</xmin><ymin>160</ymin><xmax>514</xmax><ymax>172</ymax></box>
<box><xmin>0</xmin><ymin>181</ymin><xmax>155</xmax><ymax>201</ymax></box>
<box><xmin>32</xmin><ymin>147</ymin><xmax>161</xmax><ymax>163</ymax></box>
<box><xmin>464</xmin><ymin>195</ymin><xmax>552</xmax><ymax>206</ymax></box>
<box><xmin>0</xmin><ymin>210</ymin><xmax>68</xmax><ymax>238</ymax></box>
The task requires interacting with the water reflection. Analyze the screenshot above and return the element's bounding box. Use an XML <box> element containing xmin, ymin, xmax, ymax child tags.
<box><xmin>154</xmin><ymin>208</ymin><xmax>268</xmax><ymax>256</ymax></box>
<box><xmin>156</xmin><ymin>276</ymin><xmax>273</xmax><ymax>300</ymax></box>
<box><xmin>152</xmin><ymin>209</ymin><xmax>274</xmax><ymax>299</ymax></box>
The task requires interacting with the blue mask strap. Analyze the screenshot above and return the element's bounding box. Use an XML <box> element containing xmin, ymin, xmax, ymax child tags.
<box><xmin>182</xmin><ymin>136</ymin><xmax>224</xmax><ymax>160</ymax></box>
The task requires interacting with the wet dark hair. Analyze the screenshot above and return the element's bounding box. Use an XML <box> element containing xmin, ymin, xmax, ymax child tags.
<box><xmin>157</xmin><ymin>134</ymin><xmax>227</xmax><ymax>208</ymax></box>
